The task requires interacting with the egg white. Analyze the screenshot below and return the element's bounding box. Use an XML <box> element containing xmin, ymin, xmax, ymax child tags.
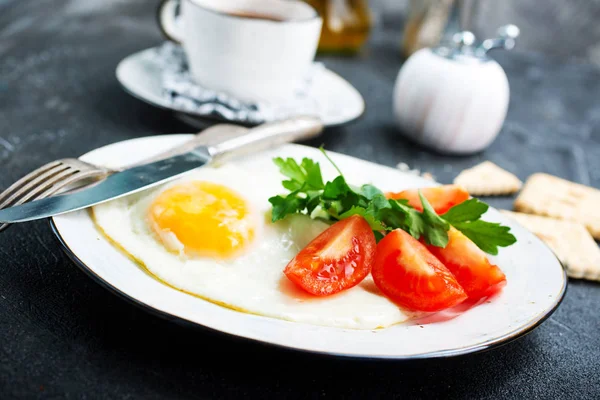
<box><xmin>92</xmin><ymin>163</ymin><xmax>410</xmax><ymax>330</ymax></box>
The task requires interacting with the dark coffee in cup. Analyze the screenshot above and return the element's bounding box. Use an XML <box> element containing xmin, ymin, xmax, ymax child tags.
<box><xmin>227</xmin><ymin>10</ymin><xmax>285</xmax><ymax>22</ymax></box>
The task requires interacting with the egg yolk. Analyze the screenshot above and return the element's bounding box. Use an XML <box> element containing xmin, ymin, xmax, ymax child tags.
<box><xmin>148</xmin><ymin>181</ymin><xmax>254</xmax><ymax>258</ymax></box>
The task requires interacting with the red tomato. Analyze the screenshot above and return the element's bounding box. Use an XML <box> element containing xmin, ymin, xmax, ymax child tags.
<box><xmin>372</xmin><ymin>229</ymin><xmax>467</xmax><ymax>312</ymax></box>
<box><xmin>386</xmin><ymin>185</ymin><xmax>470</xmax><ymax>214</ymax></box>
<box><xmin>284</xmin><ymin>215</ymin><xmax>376</xmax><ymax>296</ymax></box>
<box><xmin>426</xmin><ymin>227</ymin><xmax>506</xmax><ymax>300</ymax></box>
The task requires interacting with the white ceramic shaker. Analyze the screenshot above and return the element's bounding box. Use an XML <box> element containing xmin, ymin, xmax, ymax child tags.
<box><xmin>392</xmin><ymin>25</ymin><xmax>520</xmax><ymax>154</ymax></box>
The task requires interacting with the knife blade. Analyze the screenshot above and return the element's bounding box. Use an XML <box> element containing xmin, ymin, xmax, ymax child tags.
<box><xmin>0</xmin><ymin>116</ymin><xmax>323</xmax><ymax>224</ymax></box>
<box><xmin>0</xmin><ymin>150</ymin><xmax>212</xmax><ymax>223</ymax></box>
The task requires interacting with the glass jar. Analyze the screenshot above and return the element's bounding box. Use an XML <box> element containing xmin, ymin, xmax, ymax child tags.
<box><xmin>402</xmin><ymin>0</ymin><xmax>455</xmax><ymax>58</ymax></box>
<box><xmin>304</xmin><ymin>0</ymin><xmax>372</xmax><ymax>54</ymax></box>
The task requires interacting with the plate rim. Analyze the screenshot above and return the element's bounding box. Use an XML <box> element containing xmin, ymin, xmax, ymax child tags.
<box><xmin>115</xmin><ymin>46</ymin><xmax>366</xmax><ymax>128</ymax></box>
<box><xmin>50</xmin><ymin>219</ymin><xmax>568</xmax><ymax>360</ymax></box>
<box><xmin>49</xmin><ymin>136</ymin><xmax>568</xmax><ymax>360</ymax></box>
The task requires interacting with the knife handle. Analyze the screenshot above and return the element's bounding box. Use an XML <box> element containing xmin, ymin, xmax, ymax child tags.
<box><xmin>207</xmin><ymin>116</ymin><xmax>324</xmax><ymax>163</ymax></box>
<box><xmin>123</xmin><ymin>124</ymin><xmax>249</xmax><ymax>169</ymax></box>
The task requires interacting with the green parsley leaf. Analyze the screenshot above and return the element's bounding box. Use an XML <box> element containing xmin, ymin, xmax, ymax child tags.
<box><xmin>339</xmin><ymin>206</ymin><xmax>386</xmax><ymax>231</ymax></box>
<box><xmin>273</xmin><ymin>157</ymin><xmax>305</xmax><ymax>183</ymax></box>
<box><xmin>323</xmin><ymin>175</ymin><xmax>351</xmax><ymax>199</ymax></box>
<box><xmin>322</xmin><ymin>175</ymin><xmax>363</xmax><ymax>213</ymax></box>
<box><xmin>419</xmin><ymin>191</ymin><xmax>450</xmax><ymax>247</ymax></box>
<box><xmin>305</xmin><ymin>190</ymin><xmax>323</xmax><ymax>214</ymax></box>
<box><xmin>441</xmin><ymin>198</ymin><xmax>488</xmax><ymax>223</ymax></box>
<box><xmin>366</xmin><ymin>193</ymin><xmax>391</xmax><ymax>214</ymax></box>
<box><xmin>268</xmin><ymin>193</ymin><xmax>307</xmax><ymax>222</ymax></box>
<box><xmin>451</xmin><ymin>220</ymin><xmax>517</xmax><ymax>255</ymax></box>
<box><xmin>360</xmin><ymin>184</ymin><xmax>384</xmax><ymax>200</ymax></box>
<box><xmin>273</xmin><ymin>157</ymin><xmax>325</xmax><ymax>193</ymax></box>
<box><xmin>282</xmin><ymin>179</ymin><xmax>303</xmax><ymax>192</ymax></box>
<box><xmin>387</xmin><ymin>199</ymin><xmax>425</xmax><ymax>239</ymax></box>
<box><xmin>342</xmin><ymin>194</ymin><xmax>391</xmax><ymax>232</ymax></box>
<box><xmin>440</xmin><ymin>197</ymin><xmax>516</xmax><ymax>254</ymax></box>
<box><xmin>300</xmin><ymin>158</ymin><xmax>324</xmax><ymax>190</ymax></box>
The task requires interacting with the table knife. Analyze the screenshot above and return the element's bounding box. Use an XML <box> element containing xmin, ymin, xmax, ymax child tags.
<box><xmin>0</xmin><ymin>116</ymin><xmax>323</xmax><ymax>224</ymax></box>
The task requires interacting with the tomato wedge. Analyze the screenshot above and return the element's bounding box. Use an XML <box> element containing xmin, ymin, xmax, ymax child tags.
<box><xmin>283</xmin><ymin>215</ymin><xmax>376</xmax><ymax>296</ymax></box>
<box><xmin>372</xmin><ymin>229</ymin><xmax>467</xmax><ymax>312</ymax></box>
<box><xmin>425</xmin><ymin>227</ymin><xmax>506</xmax><ymax>300</ymax></box>
<box><xmin>386</xmin><ymin>185</ymin><xmax>470</xmax><ymax>214</ymax></box>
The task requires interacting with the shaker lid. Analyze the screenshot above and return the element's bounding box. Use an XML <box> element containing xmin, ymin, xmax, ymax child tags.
<box><xmin>432</xmin><ymin>25</ymin><xmax>520</xmax><ymax>61</ymax></box>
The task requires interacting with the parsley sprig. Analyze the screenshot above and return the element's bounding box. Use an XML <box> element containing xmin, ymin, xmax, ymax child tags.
<box><xmin>268</xmin><ymin>149</ymin><xmax>516</xmax><ymax>255</ymax></box>
<box><xmin>440</xmin><ymin>199</ymin><xmax>517</xmax><ymax>254</ymax></box>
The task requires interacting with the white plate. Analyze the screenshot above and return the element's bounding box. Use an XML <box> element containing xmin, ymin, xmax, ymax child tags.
<box><xmin>116</xmin><ymin>47</ymin><xmax>365</xmax><ymax>127</ymax></box>
<box><xmin>51</xmin><ymin>135</ymin><xmax>566</xmax><ymax>359</ymax></box>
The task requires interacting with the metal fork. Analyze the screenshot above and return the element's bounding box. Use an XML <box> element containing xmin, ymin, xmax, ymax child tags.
<box><xmin>0</xmin><ymin>159</ymin><xmax>111</xmax><ymax>232</ymax></box>
<box><xmin>0</xmin><ymin>124</ymin><xmax>248</xmax><ymax>232</ymax></box>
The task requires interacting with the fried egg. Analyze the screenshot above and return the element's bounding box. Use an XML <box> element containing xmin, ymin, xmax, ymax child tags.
<box><xmin>92</xmin><ymin>163</ymin><xmax>410</xmax><ymax>329</ymax></box>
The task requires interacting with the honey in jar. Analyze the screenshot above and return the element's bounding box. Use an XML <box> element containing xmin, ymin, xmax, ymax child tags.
<box><xmin>304</xmin><ymin>0</ymin><xmax>372</xmax><ymax>54</ymax></box>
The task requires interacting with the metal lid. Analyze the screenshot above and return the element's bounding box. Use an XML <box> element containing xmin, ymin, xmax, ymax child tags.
<box><xmin>432</xmin><ymin>25</ymin><xmax>520</xmax><ymax>61</ymax></box>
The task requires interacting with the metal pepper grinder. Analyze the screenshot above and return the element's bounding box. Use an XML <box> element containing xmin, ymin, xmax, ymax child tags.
<box><xmin>392</xmin><ymin>25</ymin><xmax>520</xmax><ymax>154</ymax></box>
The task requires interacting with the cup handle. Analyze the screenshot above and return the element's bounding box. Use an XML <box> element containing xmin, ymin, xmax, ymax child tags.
<box><xmin>157</xmin><ymin>0</ymin><xmax>183</xmax><ymax>43</ymax></box>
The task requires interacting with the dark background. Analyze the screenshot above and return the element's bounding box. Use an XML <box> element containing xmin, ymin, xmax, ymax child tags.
<box><xmin>1</xmin><ymin>0</ymin><xmax>599</xmax><ymax>398</ymax></box>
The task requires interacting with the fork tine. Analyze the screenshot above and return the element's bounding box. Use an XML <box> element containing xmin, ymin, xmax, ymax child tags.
<box><xmin>0</xmin><ymin>161</ymin><xmax>63</xmax><ymax>204</ymax></box>
<box><xmin>0</xmin><ymin>169</ymin><xmax>110</xmax><ymax>232</ymax></box>
<box><xmin>35</xmin><ymin>169</ymin><xmax>107</xmax><ymax>197</ymax></box>
<box><xmin>0</xmin><ymin>165</ymin><xmax>73</xmax><ymax>209</ymax></box>
<box><xmin>12</xmin><ymin>168</ymin><xmax>79</xmax><ymax>205</ymax></box>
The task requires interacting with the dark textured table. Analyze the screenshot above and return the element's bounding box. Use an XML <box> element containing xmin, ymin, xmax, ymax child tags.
<box><xmin>1</xmin><ymin>1</ymin><xmax>600</xmax><ymax>399</ymax></box>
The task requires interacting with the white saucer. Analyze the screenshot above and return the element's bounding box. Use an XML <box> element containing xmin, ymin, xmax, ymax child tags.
<box><xmin>116</xmin><ymin>45</ymin><xmax>365</xmax><ymax>127</ymax></box>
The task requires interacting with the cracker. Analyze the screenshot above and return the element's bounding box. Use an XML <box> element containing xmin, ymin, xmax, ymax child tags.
<box><xmin>501</xmin><ymin>210</ymin><xmax>600</xmax><ymax>281</ymax></box>
<box><xmin>514</xmin><ymin>173</ymin><xmax>600</xmax><ymax>239</ymax></box>
<box><xmin>453</xmin><ymin>161</ymin><xmax>522</xmax><ymax>196</ymax></box>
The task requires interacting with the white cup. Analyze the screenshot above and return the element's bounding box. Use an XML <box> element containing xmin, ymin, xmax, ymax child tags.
<box><xmin>158</xmin><ymin>0</ymin><xmax>322</xmax><ymax>103</ymax></box>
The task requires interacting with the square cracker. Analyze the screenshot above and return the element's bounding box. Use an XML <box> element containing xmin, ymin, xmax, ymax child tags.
<box><xmin>501</xmin><ymin>210</ymin><xmax>600</xmax><ymax>281</ymax></box>
<box><xmin>453</xmin><ymin>161</ymin><xmax>522</xmax><ymax>196</ymax></box>
<box><xmin>514</xmin><ymin>173</ymin><xmax>600</xmax><ymax>239</ymax></box>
